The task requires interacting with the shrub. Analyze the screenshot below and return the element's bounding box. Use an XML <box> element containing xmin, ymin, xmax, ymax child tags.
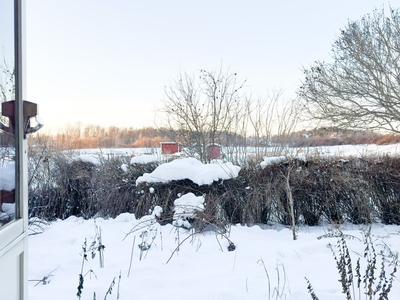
<box><xmin>28</xmin><ymin>142</ymin><xmax>400</xmax><ymax>226</ymax></box>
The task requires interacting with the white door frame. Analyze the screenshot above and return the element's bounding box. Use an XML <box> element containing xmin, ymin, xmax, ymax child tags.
<box><xmin>0</xmin><ymin>0</ymin><xmax>28</xmax><ymax>299</ymax></box>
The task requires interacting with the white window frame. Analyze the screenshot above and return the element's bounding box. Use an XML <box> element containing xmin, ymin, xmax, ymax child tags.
<box><xmin>0</xmin><ymin>0</ymin><xmax>28</xmax><ymax>299</ymax></box>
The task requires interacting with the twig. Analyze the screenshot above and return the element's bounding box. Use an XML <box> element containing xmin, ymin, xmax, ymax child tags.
<box><xmin>29</xmin><ymin>268</ymin><xmax>57</xmax><ymax>287</ymax></box>
<box><xmin>98</xmin><ymin>226</ymin><xmax>105</xmax><ymax>268</ymax></box>
<box><xmin>104</xmin><ymin>277</ymin><xmax>116</xmax><ymax>300</ymax></box>
<box><xmin>127</xmin><ymin>236</ymin><xmax>136</xmax><ymax>277</ymax></box>
<box><xmin>215</xmin><ymin>232</ymin><xmax>224</xmax><ymax>252</ymax></box>
<box><xmin>117</xmin><ymin>271</ymin><xmax>121</xmax><ymax>300</ymax></box>
<box><xmin>258</xmin><ymin>259</ymin><xmax>271</xmax><ymax>299</ymax></box>
<box><xmin>166</xmin><ymin>233</ymin><xmax>196</xmax><ymax>264</ymax></box>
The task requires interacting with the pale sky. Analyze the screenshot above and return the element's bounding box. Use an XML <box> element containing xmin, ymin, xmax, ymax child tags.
<box><xmin>25</xmin><ymin>0</ymin><xmax>397</xmax><ymax>133</ymax></box>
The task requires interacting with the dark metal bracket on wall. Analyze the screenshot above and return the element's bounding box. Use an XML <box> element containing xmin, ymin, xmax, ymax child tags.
<box><xmin>1</xmin><ymin>100</ymin><xmax>43</xmax><ymax>136</ymax></box>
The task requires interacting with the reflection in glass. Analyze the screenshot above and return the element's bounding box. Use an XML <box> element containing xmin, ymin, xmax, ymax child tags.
<box><xmin>0</xmin><ymin>0</ymin><xmax>16</xmax><ymax>228</ymax></box>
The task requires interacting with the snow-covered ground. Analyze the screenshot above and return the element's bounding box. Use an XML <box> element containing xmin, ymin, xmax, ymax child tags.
<box><xmin>74</xmin><ymin>143</ymin><xmax>400</xmax><ymax>160</ymax></box>
<box><xmin>28</xmin><ymin>217</ymin><xmax>400</xmax><ymax>300</ymax></box>
<box><xmin>1</xmin><ymin>144</ymin><xmax>399</xmax><ymax>299</ymax></box>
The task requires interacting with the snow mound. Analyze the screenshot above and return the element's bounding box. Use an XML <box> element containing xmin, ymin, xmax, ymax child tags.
<box><xmin>136</xmin><ymin>157</ymin><xmax>240</xmax><ymax>185</ymax></box>
<box><xmin>173</xmin><ymin>193</ymin><xmax>205</xmax><ymax>228</ymax></box>
<box><xmin>76</xmin><ymin>155</ymin><xmax>99</xmax><ymax>165</ymax></box>
<box><xmin>260</xmin><ymin>156</ymin><xmax>286</xmax><ymax>168</ymax></box>
<box><xmin>121</xmin><ymin>163</ymin><xmax>128</xmax><ymax>172</ymax></box>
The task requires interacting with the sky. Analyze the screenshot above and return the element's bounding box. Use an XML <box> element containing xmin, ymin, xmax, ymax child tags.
<box><xmin>24</xmin><ymin>0</ymin><xmax>399</xmax><ymax>133</ymax></box>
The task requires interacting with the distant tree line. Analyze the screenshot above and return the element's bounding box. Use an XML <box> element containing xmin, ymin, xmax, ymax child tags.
<box><xmin>33</xmin><ymin>125</ymin><xmax>174</xmax><ymax>149</ymax></box>
<box><xmin>29</xmin><ymin>124</ymin><xmax>251</xmax><ymax>150</ymax></box>
<box><xmin>27</xmin><ymin>125</ymin><xmax>400</xmax><ymax>153</ymax></box>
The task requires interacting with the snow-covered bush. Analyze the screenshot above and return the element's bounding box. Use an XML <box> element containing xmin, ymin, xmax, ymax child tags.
<box><xmin>27</xmin><ymin>141</ymin><xmax>400</xmax><ymax>227</ymax></box>
<box><xmin>172</xmin><ymin>193</ymin><xmax>205</xmax><ymax>229</ymax></box>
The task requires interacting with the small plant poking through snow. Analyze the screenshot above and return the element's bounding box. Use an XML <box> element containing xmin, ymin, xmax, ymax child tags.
<box><xmin>77</xmin><ymin>239</ymin><xmax>87</xmax><ymax>299</ymax></box>
<box><xmin>75</xmin><ymin>222</ymin><xmax>109</xmax><ymax>299</ymax></box>
<box><xmin>88</xmin><ymin>221</ymin><xmax>106</xmax><ymax>268</ymax></box>
<box><xmin>123</xmin><ymin>206</ymin><xmax>163</xmax><ymax>260</ymax></box>
<box><xmin>258</xmin><ymin>259</ymin><xmax>291</xmax><ymax>300</ymax></box>
<box><xmin>138</xmin><ymin>228</ymin><xmax>158</xmax><ymax>260</ymax></box>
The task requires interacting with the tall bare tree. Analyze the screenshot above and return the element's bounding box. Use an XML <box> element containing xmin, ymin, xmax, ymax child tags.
<box><xmin>160</xmin><ymin>67</ymin><xmax>246</xmax><ymax>162</ymax></box>
<box><xmin>299</xmin><ymin>6</ymin><xmax>400</xmax><ymax>133</ymax></box>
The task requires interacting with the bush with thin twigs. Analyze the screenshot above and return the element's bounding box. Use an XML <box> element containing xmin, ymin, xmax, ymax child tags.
<box><xmin>121</xmin><ymin>205</ymin><xmax>235</xmax><ymax>266</ymax></box>
<box><xmin>28</xmin><ymin>137</ymin><xmax>400</xmax><ymax>227</ymax></box>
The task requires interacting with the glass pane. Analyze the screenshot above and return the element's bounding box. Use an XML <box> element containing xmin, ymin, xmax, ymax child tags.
<box><xmin>0</xmin><ymin>0</ymin><xmax>16</xmax><ymax>228</ymax></box>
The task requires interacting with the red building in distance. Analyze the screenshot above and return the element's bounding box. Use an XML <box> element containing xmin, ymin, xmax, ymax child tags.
<box><xmin>160</xmin><ymin>142</ymin><xmax>182</xmax><ymax>155</ymax></box>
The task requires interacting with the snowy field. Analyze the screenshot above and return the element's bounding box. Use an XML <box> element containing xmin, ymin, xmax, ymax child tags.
<box><xmin>25</xmin><ymin>144</ymin><xmax>400</xmax><ymax>299</ymax></box>
<box><xmin>73</xmin><ymin>143</ymin><xmax>400</xmax><ymax>160</ymax></box>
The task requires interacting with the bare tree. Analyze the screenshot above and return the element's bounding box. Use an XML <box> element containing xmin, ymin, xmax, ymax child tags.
<box><xmin>0</xmin><ymin>58</ymin><xmax>14</xmax><ymax>103</ymax></box>
<box><xmin>0</xmin><ymin>59</ymin><xmax>15</xmax><ymax>147</ymax></box>
<box><xmin>160</xmin><ymin>67</ymin><xmax>301</xmax><ymax>163</ymax></box>
<box><xmin>160</xmin><ymin>67</ymin><xmax>246</xmax><ymax>162</ymax></box>
<box><xmin>247</xmin><ymin>90</ymin><xmax>300</xmax><ymax>159</ymax></box>
<box><xmin>299</xmin><ymin>6</ymin><xmax>400</xmax><ymax>133</ymax></box>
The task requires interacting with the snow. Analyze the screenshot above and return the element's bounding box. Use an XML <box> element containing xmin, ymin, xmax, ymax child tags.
<box><xmin>0</xmin><ymin>162</ymin><xmax>16</xmax><ymax>221</ymax></box>
<box><xmin>0</xmin><ymin>144</ymin><xmax>398</xmax><ymax>299</ymax></box>
<box><xmin>172</xmin><ymin>192</ymin><xmax>205</xmax><ymax>228</ymax></box>
<box><xmin>0</xmin><ymin>161</ymin><xmax>15</xmax><ymax>191</ymax></box>
<box><xmin>291</xmin><ymin>143</ymin><xmax>400</xmax><ymax>157</ymax></box>
<box><xmin>260</xmin><ymin>156</ymin><xmax>286</xmax><ymax>168</ymax></box>
<box><xmin>130</xmin><ymin>154</ymin><xmax>157</xmax><ymax>165</ymax></box>
<box><xmin>74</xmin><ymin>148</ymin><xmax>158</xmax><ymax>157</ymax></box>
<box><xmin>76</xmin><ymin>154</ymin><xmax>100</xmax><ymax>165</ymax></box>
<box><xmin>136</xmin><ymin>157</ymin><xmax>241</xmax><ymax>185</ymax></box>
<box><xmin>28</xmin><ymin>217</ymin><xmax>400</xmax><ymax>300</ymax></box>
<box><xmin>1</xmin><ymin>203</ymin><xmax>15</xmax><ymax>216</ymax></box>
<box><xmin>120</xmin><ymin>163</ymin><xmax>128</xmax><ymax>173</ymax></box>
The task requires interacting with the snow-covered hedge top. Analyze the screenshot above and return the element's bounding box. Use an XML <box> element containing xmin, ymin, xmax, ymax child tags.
<box><xmin>76</xmin><ymin>154</ymin><xmax>100</xmax><ymax>165</ymax></box>
<box><xmin>130</xmin><ymin>154</ymin><xmax>157</xmax><ymax>164</ymax></box>
<box><xmin>260</xmin><ymin>154</ymin><xmax>307</xmax><ymax>168</ymax></box>
<box><xmin>136</xmin><ymin>157</ymin><xmax>241</xmax><ymax>186</ymax></box>
<box><xmin>260</xmin><ymin>156</ymin><xmax>286</xmax><ymax>168</ymax></box>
